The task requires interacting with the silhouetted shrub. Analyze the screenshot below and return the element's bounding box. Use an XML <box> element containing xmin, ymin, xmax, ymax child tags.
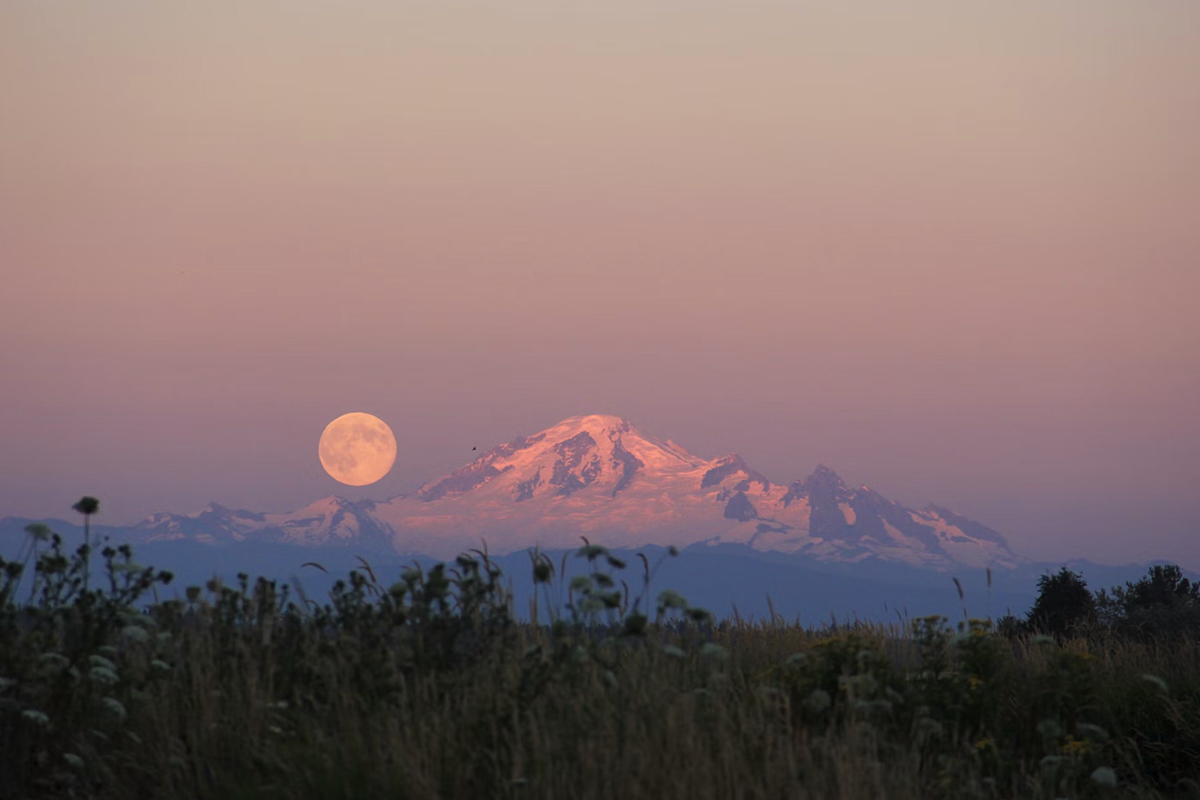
<box><xmin>1027</xmin><ymin>567</ymin><xmax>1096</xmax><ymax>638</ymax></box>
<box><xmin>994</xmin><ymin>613</ymin><xmax>1026</xmax><ymax>638</ymax></box>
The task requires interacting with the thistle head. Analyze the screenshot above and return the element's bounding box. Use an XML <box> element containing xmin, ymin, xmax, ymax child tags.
<box><xmin>73</xmin><ymin>497</ymin><xmax>100</xmax><ymax>516</ymax></box>
<box><xmin>24</xmin><ymin>523</ymin><xmax>53</xmax><ymax>542</ymax></box>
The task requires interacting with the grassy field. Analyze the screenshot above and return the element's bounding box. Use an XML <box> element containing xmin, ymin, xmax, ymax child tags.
<box><xmin>2</xmin><ymin>533</ymin><xmax>1199</xmax><ymax>800</ymax></box>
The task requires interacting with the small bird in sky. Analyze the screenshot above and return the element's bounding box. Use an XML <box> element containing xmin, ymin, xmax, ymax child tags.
<box><xmin>472</xmin><ymin>446</ymin><xmax>477</xmax><ymax>451</ymax></box>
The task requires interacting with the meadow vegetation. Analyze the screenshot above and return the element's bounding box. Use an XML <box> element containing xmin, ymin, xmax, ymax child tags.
<box><xmin>2</xmin><ymin>501</ymin><xmax>1199</xmax><ymax>799</ymax></box>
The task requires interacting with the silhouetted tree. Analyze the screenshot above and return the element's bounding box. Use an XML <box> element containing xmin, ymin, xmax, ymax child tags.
<box><xmin>1118</xmin><ymin>565</ymin><xmax>1199</xmax><ymax>611</ymax></box>
<box><xmin>1098</xmin><ymin>564</ymin><xmax>1200</xmax><ymax>640</ymax></box>
<box><xmin>1027</xmin><ymin>567</ymin><xmax>1095</xmax><ymax>637</ymax></box>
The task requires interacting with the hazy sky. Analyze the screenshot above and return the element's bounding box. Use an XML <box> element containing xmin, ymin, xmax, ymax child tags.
<box><xmin>2</xmin><ymin>2</ymin><xmax>1198</xmax><ymax>567</ymax></box>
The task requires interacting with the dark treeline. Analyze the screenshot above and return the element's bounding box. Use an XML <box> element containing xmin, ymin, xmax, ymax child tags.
<box><xmin>1010</xmin><ymin>563</ymin><xmax>1200</xmax><ymax>641</ymax></box>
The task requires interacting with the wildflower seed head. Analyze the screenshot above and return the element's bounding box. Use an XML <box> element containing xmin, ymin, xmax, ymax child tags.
<box><xmin>577</xmin><ymin>596</ymin><xmax>604</xmax><ymax>614</ymax></box>
<box><xmin>1090</xmin><ymin>766</ymin><xmax>1117</xmax><ymax>787</ymax></box>
<box><xmin>657</xmin><ymin>590</ymin><xmax>688</xmax><ymax>611</ymax></box>
<box><xmin>90</xmin><ymin>667</ymin><xmax>119</xmax><ymax>686</ymax></box>
<box><xmin>25</xmin><ymin>522</ymin><xmax>53</xmax><ymax>541</ymax></box>
<box><xmin>73</xmin><ymin>497</ymin><xmax>100</xmax><ymax>516</ymax></box>
<box><xmin>22</xmin><ymin>709</ymin><xmax>51</xmax><ymax>727</ymax></box>
<box><xmin>576</xmin><ymin>544</ymin><xmax>608</xmax><ymax>560</ymax></box>
<box><xmin>88</xmin><ymin>655</ymin><xmax>116</xmax><ymax>671</ymax></box>
<box><xmin>38</xmin><ymin>653</ymin><xmax>69</xmax><ymax>672</ymax></box>
<box><xmin>122</xmin><ymin>625</ymin><xmax>150</xmax><ymax>643</ymax></box>
<box><xmin>1140</xmin><ymin>674</ymin><xmax>1169</xmax><ymax>694</ymax></box>
<box><xmin>101</xmin><ymin>697</ymin><xmax>127</xmax><ymax>722</ymax></box>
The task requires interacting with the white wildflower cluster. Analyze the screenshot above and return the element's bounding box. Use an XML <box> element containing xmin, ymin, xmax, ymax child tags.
<box><xmin>22</xmin><ymin>709</ymin><xmax>51</xmax><ymax>728</ymax></box>
<box><xmin>89</xmin><ymin>654</ymin><xmax>117</xmax><ymax>671</ymax></box>
<box><xmin>101</xmin><ymin>697</ymin><xmax>127</xmax><ymax>722</ymax></box>
<box><xmin>38</xmin><ymin>653</ymin><xmax>69</xmax><ymax>673</ymax></box>
<box><xmin>660</xmin><ymin>644</ymin><xmax>686</xmax><ymax>659</ymax></box>
<box><xmin>90</xmin><ymin>666</ymin><xmax>120</xmax><ymax>687</ymax></box>
<box><xmin>122</xmin><ymin>625</ymin><xmax>151</xmax><ymax>643</ymax></box>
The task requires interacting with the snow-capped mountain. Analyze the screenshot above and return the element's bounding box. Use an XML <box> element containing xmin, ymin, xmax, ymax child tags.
<box><xmin>369</xmin><ymin>414</ymin><xmax>1020</xmax><ymax>568</ymax></box>
<box><xmin>5</xmin><ymin>414</ymin><xmax>1022</xmax><ymax>571</ymax></box>
<box><xmin>130</xmin><ymin>496</ymin><xmax>394</xmax><ymax>551</ymax></box>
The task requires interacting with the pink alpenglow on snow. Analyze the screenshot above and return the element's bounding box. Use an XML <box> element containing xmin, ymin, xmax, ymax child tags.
<box><xmin>128</xmin><ymin>415</ymin><xmax>1022</xmax><ymax>570</ymax></box>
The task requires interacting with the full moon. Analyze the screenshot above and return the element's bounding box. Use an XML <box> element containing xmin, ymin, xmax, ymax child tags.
<box><xmin>318</xmin><ymin>412</ymin><xmax>397</xmax><ymax>486</ymax></box>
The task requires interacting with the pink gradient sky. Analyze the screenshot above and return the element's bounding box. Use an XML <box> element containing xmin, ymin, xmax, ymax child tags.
<box><xmin>2</xmin><ymin>3</ymin><xmax>1198</xmax><ymax>567</ymax></box>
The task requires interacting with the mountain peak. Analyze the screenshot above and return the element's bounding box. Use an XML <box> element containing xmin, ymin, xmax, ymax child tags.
<box><xmin>799</xmin><ymin>464</ymin><xmax>852</xmax><ymax>501</ymax></box>
<box><xmin>545</xmin><ymin>414</ymin><xmax>637</xmax><ymax>441</ymax></box>
<box><xmin>411</xmin><ymin>413</ymin><xmax>717</xmax><ymax>507</ymax></box>
<box><xmin>700</xmin><ymin>453</ymin><xmax>771</xmax><ymax>492</ymax></box>
<box><xmin>298</xmin><ymin>496</ymin><xmax>357</xmax><ymax>513</ymax></box>
<box><xmin>808</xmin><ymin>464</ymin><xmax>846</xmax><ymax>483</ymax></box>
<box><xmin>558</xmin><ymin>413</ymin><xmax>633</xmax><ymax>428</ymax></box>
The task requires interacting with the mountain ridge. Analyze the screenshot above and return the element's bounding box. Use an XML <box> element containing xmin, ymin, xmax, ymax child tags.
<box><xmin>2</xmin><ymin>414</ymin><xmax>1022</xmax><ymax>570</ymax></box>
